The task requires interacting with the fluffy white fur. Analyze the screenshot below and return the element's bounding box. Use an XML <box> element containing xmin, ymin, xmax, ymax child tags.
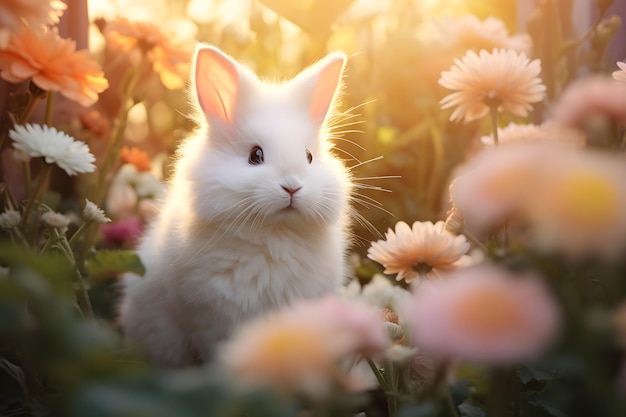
<box><xmin>118</xmin><ymin>46</ymin><xmax>352</xmax><ymax>366</ymax></box>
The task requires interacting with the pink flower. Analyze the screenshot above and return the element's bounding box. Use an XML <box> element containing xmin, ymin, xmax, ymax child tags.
<box><xmin>552</xmin><ymin>75</ymin><xmax>626</xmax><ymax>128</ymax></box>
<box><xmin>480</xmin><ymin>122</ymin><xmax>585</xmax><ymax>147</ymax></box>
<box><xmin>449</xmin><ymin>141</ymin><xmax>552</xmax><ymax>236</ymax></box>
<box><xmin>405</xmin><ymin>264</ymin><xmax>561</xmax><ymax>364</ymax></box>
<box><xmin>219</xmin><ymin>295</ymin><xmax>389</xmax><ymax>399</ymax></box>
<box><xmin>100</xmin><ymin>216</ymin><xmax>143</xmax><ymax>248</ymax></box>
<box><xmin>525</xmin><ymin>149</ymin><xmax>626</xmax><ymax>261</ymax></box>
<box><xmin>451</xmin><ymin>141</ymin><xmax>626</xmax><ymax>260</ymax></box>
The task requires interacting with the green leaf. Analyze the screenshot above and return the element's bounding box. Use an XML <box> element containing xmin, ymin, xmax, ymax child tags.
<box><xmin>0</xmin><ymin>359</ymin><xmax>26</xmax><ymax>394</ymax></box>
<box><xmin>396</xmin><ymin>402</ymin><xmax>437</xmax><ymax>417</ymax></box>
<box><xmin>85</xmin><ymin>250</ymin><xmax>145</xmax><ymax>282</ymax></box>
<box><xmin>0</xmin><ymin>242</ymin><xmax>75</xmax><ymax>298</ymax></box>
<box><xmin>518</xmin><ymin>366</ymin><xmax>555</xmax><ymax>385</ymax></box>
<box><xmin>459</xmin><ymin>402</ymin><xmax>485</xmax><ymax>417</ymax></box>
<box><xmin>527</xmin><ymin>392</ymin><xmax>568</xmax><ymax>417</ymax></box>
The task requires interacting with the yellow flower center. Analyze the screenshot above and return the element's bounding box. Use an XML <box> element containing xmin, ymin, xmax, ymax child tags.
<box><xmin>558</xmin><ymin>170</ymin><xmax>618</xmax><ymax>227</ymax></box>
<box><xmin>452</xmin><ymin>287</ymin><xmax>523</xmax><ymax>338</ymax></box>
<box><xmin>256</xmin><ymin>325</ymin><xmax>327</xmax><ymax>369</ymax></box>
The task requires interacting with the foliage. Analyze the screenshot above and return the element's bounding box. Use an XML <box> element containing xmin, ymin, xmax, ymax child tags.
<box><xmin>1</xmin><ymin>0</ymin><xmax>626</xmax><ymax>416</ymax></box>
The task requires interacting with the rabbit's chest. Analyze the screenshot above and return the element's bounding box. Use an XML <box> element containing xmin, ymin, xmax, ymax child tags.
<box><xmin>181</xmin><ymin>232</ymin><xmax>343</xmax><ymax>313</ymax></box>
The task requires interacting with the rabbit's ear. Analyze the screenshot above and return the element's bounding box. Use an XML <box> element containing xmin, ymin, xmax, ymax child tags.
<box><xmin>193</xmin><ymin>46</ymin><xmax>240</xmax><ymax>124</ymax></box>
<box><xmin>291</xmin><ymin>52</ymin><xmax>347</xmax><ymax>124</ymax></box>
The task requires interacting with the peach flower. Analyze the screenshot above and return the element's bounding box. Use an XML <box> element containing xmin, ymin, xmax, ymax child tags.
<box><xmin>406</xmin><ymin>264</ymin><xmax>561</xmax><ymax>364</ymax></box>
<box><xmin>0</xmin><ymin>0</ymin><xmax>66</xmax><ymax>32</ymax></box>
<box><xmin>439</xmin><ymin>49</ymin><xmax>546</xmax><ymax>122</ymax></box>
<box><xmin>367</xmin><ymin>221</ymin><xmax>472</xmax><ymax>283</ymax></box>
<box><xmin>219</xmin><ymin>295</ymin><xmax>388</xmax><ymax>399</ymax></box>
<box><xmin>99</xmin><ymin>17</ymin><xmax>192</xmax><ymax>90</ymax></box>
<box><xmin>480</xmin><ymin>122</ymin><xmax>585</xmax><ymax>147</ymax></box>
<box><xmin>0</xmin><ymin>26</ymin><xmax>108</xmax><ymax>107</ymax></box>
<box><xmin>421</xmin><ymin>15</ymin><xmax>532</xmax><ymax>56</ymax></box>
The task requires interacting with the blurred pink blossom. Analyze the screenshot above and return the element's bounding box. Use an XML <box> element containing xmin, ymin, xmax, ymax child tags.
<box><xmin>405</xmin><ymin>264</ymin><xmax>561</xmax><ymax>365</ymax></box>
<box><xmin>219</xmin><ymin>295</ymin><xmax>389</xmax><ymax>399</ymax></box>
<box><xmin>552</xmin><ymin>75</ymin><xmax>626</xmax><ymax>128</ymax></box>
<box><xmin>100</xmin><ymin>216</ymin><xmax>143</xmax><ymax>248</ymax></box>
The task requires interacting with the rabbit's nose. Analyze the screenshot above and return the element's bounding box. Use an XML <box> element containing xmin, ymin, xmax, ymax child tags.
<box><xmin>281</xmin><ymin>185</ymin><xmax>302</xmax><ymax>196</ymax></box>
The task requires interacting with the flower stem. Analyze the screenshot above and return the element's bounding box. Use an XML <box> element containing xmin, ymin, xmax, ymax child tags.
<box><xmin>20</xmin><ymin>163</ymin><xmax>52</xmax><ymax>231</ymax></box>
<box><xmin>20</xmin><ymin>93</ymin><xmax>44</xmax><ymax>124</ymax></box>
<box><xmin>54</xmin><ymin>227</ymin><xmax>94</xmax><ymax>318</ymax></box>
<box><xmin>559</xmin><ymin>8</ymin><xmax>607</xmax><ymax>56</ymax></box>
<box><xmin>0</xmin><ymin>92</ymin><xmax>45</xmax><ymax>150</ymax></box>
<box><xmin>489</xmin><ymin>104</ymin><xmax>499</xmax><ymax>146</ymax></box>
<box><xmin>93</xmin><ymin>61</ymin><xmax>142</xmax><ymax>207</ymax></box>
<box><xmin>442</xmin><ymin>385</ymin><xmax>459</xmax><ymax>417</ymax></box>
<box><xmin>460</xmin><ymin>226</ymin><xmax>488</xmax><ymax>252</ymax></box>
<box><xmin>44</xmin><ymin>92</ymin><xmax>55</xmax><ymax>126</ymax></box>
<box><xmin>68</xmin><ymin>222</ymin><xmax>89</xmax><ymax>247</ymax></box>
<box><xmin>75</xmin><ymin>274</ymin><xmax>94</xmax><ymax>318</ymax></box>
<box><xmin>367</xmin><ymin>358</ymin><xmax>397</xmax><ymax>416</ymax></box>
<box><xmin>384</xmin><ymin>360</ymin><xmax>399</xmax><ymax>417</ymax></box>
<box><xmin>486</xmin><ymin>367</ymin><xmax>514</xmax><ymax>417</ymax></box>
<box><xmin>426</xmin><ymin>118</ymin><xmax>444</xmax><ymax>216</ymax></box>
<box><xmin>367</xmin><ymin>358</ymin><xmax>389</xmax><ymax>391</ymax></box>
<box><xmin>23</xmin><ymin>161</ymin><xmax>32</xmax><ymax>195</ymax></box>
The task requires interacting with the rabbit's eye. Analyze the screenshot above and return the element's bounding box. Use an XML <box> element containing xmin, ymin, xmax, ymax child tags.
<box><xmin>249</xmin><ymin>146</ymin><xmax>264</xmax><ymax>165</ymax></box>
<box><xmin>306</xmin><ymin>149</ymin><xmax>313</xmax><ymax>164</ymax></box>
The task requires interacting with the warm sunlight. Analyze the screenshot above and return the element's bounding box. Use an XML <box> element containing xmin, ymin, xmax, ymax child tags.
<box><xmin>1</xmin><ymin>1</ymin><xmax>626</xmax><ymax>416</ymax></box>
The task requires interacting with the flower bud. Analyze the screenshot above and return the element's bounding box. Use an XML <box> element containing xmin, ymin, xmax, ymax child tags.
<box><xmin>597</xmin><ymin>0</ymin><xmax>615</xmax><ymax>13</ymax></box>
<box><xmin>384</xmin><ymin>322</ymin><xmax>404</xmax><ymax>341</ymax></box>
<box><xmin>444</xmin><ymin>207</ymin><xmax>465</xmax><ymax>235</ymax></box>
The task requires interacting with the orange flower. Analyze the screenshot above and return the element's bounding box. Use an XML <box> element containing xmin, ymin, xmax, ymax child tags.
<box><xmin>100</xmin><ymin>17</ymin><xmax>192</xmax><ymax>90</ymax></box>
<box><xmin>0</xmin><ymin>26</ymin><xmax>109</xmax><ymax>107</ymax></box>
<box><xmin>0</xmin><ymin>0</ymin><xmax>66</xmax><ymax>32</ymax></box>
<box><xmin>79</xmin><ymin>110</ymin><xmax>111</xmax><ymax>139</ymax></box>
<box><xmin>120</xmin><ymin>146</ymin><xmax>151</xmax><ymax>172</ymax></box>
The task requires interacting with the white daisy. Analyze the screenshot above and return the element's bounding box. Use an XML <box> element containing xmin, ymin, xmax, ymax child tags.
<box><xmin>41</xmin><ymin>211</ymin><xmax>70</xmax><ymax>230</ymax></box>
<box><xmin>0</xmin><ymin>209</ymin><xmax>21</xmax><ymax>230</ymax></box>
<box><xmin>83</xmin><ymin>199</ymin><xmax>111</xmax><ymax>224</ymax></box>
<box><xmin>8</xmin><ymin>123</ymin><xmax>96</xmax><ymax>176</ymax></box>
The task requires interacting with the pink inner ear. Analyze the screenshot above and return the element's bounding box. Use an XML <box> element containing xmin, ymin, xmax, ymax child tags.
<box><xmin>195</xmin><ymin>48</ymin><xmax>239</xmax><ymax>123</ymax></box>
<box><xmin>310</xmin><ymin>59</ymin><xmax>344</xmax><ymax>122</ymax></box>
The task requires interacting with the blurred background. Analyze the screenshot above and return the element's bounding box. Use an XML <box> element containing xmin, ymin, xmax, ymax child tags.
<box><xmin>2</xmin><ymin>0</ymin><xmax>625</xmax><ymax>252</ymax></box>
<box><xmin>2</xmin><ymin>2</ymin><xmax>626</xmax><ymax>416</ymax></box>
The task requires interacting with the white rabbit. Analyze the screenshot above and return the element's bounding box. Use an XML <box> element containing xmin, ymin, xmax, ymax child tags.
<box><xmin>118</xmin><ymin>45</ymin><xmax>353</xmax><ymax>366</ymax></box>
